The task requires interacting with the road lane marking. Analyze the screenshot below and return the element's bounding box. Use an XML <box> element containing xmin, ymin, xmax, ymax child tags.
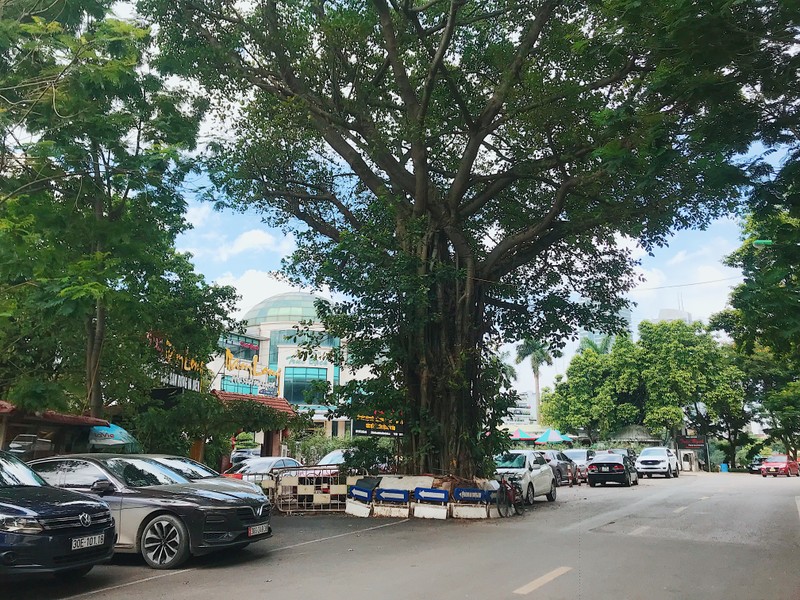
<box><xmin>796</xmin><ymin>496</ymin><xmax>800</xmax><ymax>522</ymax></box>
<box><xmin>629</xmin><ymin>526</ymin><xmax>650</xmax><ymax>536</ymax></box>
<box><xmin>271</xmin><ymin>518</ymin><xmax>410</xmax><ymax>552</ymax></box>
<box><xmin>62</xmin><ymin>519</ymin><xmax>411</xmax><ymax>600</ymax></box>
<box><xmin>699</xmin><ymin>496</ymin><xmax>710</xmax><ymax>500</ymax></box>
<box><xmin>513</xmin><ymin>566</ymin><xmax>572</xmax><ymax>595</ymax></box>
<box><xmin>60</xmin><ymin>570</ymin><xmax>193</xmax><ymax>599</ymax></box>
<box><xmin>673</xmin><ymin>506</ymin><xmax>688</xmax><ymax>514</ymax></box>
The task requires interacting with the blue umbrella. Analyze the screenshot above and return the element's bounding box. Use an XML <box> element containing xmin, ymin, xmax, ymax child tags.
<box><xmin>534</xmin><ymin>428</ymin><xmax>572</xmax><ymax>444</ymax></box>
<box><xmin>88</xmin><ymin>424</ymin><xmax>142</xmax><ymax>453</ymax></box>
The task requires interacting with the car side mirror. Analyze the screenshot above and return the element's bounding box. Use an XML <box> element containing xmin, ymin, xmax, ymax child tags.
<box><xmin>529</xmin><ymin>464</ymin><xmax>534</xmax><ymax>471</ymax></box>
<box><xmin>90</xmin><ymin>478</ymin><xmax>115</xmax><ymax>495</ymax></box>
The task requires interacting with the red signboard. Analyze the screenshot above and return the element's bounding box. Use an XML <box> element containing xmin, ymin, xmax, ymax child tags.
<box><xmin>677</xmin><ymin>435</ymin><xmax>706</xmax><ymax>449</ymax></box>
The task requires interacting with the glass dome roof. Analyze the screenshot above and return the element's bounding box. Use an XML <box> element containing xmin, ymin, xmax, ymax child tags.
<box><xmin>243</xmin><ymin>292</ymin><xmax>328</xmax><ymax>326</ymax></box>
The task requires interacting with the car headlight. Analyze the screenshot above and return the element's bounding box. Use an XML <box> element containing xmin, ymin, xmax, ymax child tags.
<box><xmin>0</xmin><ymin>515</ymin><xmax>44</xmax><ymax>534</ymax></box>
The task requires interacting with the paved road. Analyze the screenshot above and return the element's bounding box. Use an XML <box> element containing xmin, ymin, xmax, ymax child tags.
<box><xmin>6</xmin><ymin>471</ymin><xmax>800</xmax><ymax>600</ymax></box>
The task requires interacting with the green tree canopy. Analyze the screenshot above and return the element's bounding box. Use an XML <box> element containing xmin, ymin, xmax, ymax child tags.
<box><xmin>0</xmin><ymin>3</ymin><xmax>238</xmax><ymax>417</ymax></box>
<box><xmin>139</xmin><ymin>0</ymin><xmax>778</xmax><ymax>476</ymax></box>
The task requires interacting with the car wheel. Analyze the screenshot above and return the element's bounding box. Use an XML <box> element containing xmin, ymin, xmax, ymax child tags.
<box><xmin>140</xmin><ymin>514</ymin><xmax>191</xmax><ymax>570</ymax></box>
<box><xmin>674</xmin><ymin>465</ymin><xmax>679</xmax><ymax>478</ymax></box>
<box><xmin>773</xmin><ymin>474</ymin><xmax>777</xmax><ymax>478</ymax></box>
<box><xmin>633</xmin><ymin>473</ymin><xmax>639</xmax><ymax>486</ymax></box>
<box><xmin>54</xmin><ymin>565</ymin><xmax>94</xmax><ymax>580</ymax></box>
<box><xmin>526</xmin><ymin>483</ymin><xmax>535</xmax><ymax>505</ymax></box>
<box><xmin>624</xmin><ymin>473</ymin><xmax>631</xmax><ymax>487</ymax></box>
<box><xmin>555</xmin><ymin>470</ymin><xmax>563</xmax><ymax>487</ymax></box>
<box><xmin>546</xmin><ymin>480</ymin><xmax>557</xmax><ymax>502</ymax></box>
<box><xmin>588</xmin><ymin>480</ymin><xmax>596</xmax><ymax>487</ymax></box>
<box><xmin>646</xmin><ymin>473</ymin><xmax>652</xmax><ymax>478</ymax></box>
<box><xmin>665</xmin><ymin>467</ymin><xmax>672</xmax><ymax>479</ymax></box>
<box><xmin>762</xmin><ymin>473</ymin><xmax>767</xmax><ymax>478</ymax></box>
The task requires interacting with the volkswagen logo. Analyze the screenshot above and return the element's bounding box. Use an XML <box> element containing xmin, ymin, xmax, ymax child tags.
<box><xmin>79</xmin><ymin>513</ymin><xmax>92</xmax><ymax>527</ymax></box>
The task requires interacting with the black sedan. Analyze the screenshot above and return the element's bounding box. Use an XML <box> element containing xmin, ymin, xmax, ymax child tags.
<box><xmin>29</xmin><ymin>454</ymin><xmax>272</xmax><ymax>570</ymax></box>
<box><xmin>0</xmin><ymin>451</ymin><xmax>114</xmax><ymax>579</ymax></box>
<box><xmin>587</xmin><ymin>453</ymin><xmax>639</xmax><ymax>487</ymax></box>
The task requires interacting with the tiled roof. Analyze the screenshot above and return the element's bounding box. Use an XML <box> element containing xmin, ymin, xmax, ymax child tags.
<box><xmin>211</xmin><ymin>390</ymin><xmax>296</xmax><ymax>416</ymax></box>
<box><xmin>0</xmin><ymin>400</ymin><xmax>109</xmax><ymax>426</ymax></box>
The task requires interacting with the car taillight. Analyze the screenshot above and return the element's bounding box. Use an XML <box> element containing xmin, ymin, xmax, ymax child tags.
<box><xmin>588</xmin><ymin>464</ymin><xmax>598</xmax><ymax>472</ymax></box>
<box><xmin>613</xmin><ymin>465</ymin><xmax>624</xmax><ymax>472</ymax></box>
<box><xmin>223</xmin><ymin>473</ymin><xmax>243</xmax><ymax>479</ymax></box>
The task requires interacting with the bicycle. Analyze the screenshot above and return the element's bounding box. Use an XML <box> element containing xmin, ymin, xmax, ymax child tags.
<box><xmin>496</xmin><ymin>473</ymin><xmax>524</xmax><ymax>517</ymax></box>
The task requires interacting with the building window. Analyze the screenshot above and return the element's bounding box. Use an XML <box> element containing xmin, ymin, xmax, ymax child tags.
<box><xmin>220</xmin><ymin>333</ymin><xmax>260</xmax><ymax>361</ymax></box>
<box><xmin>332</xmin><ymin>421</ymin><xmax>339</xmax><ymax>437</ymax></box>
<box><xmin>283</xmin><ymin>367</ymin><xmax>328</xmax><ymax>404</ymax></box>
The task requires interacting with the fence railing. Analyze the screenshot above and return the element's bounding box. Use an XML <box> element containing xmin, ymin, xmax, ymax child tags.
<box><xmin>242</xmin><ymin>466</ymin><xmax>358</xmax><ymax>513</ymax></box>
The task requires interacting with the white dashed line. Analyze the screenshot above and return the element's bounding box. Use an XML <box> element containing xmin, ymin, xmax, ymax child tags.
<box><xmin>513</xmin><ymin>566</ymin><xmax>573</xmax><ymax>595</ymax></box>
<box><xmin>629</xmin><ymin>526</ymin><xmax>650</xmax><ymax>536</ymax></box>
<box><xmin>673</xmin><ymin>506</ymin><xmax>688</xmax><ymax>514</ymax></box>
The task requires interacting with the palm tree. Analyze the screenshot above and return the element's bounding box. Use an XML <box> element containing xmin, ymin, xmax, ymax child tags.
<box><xmin>515</xmin><ymin>339</ymin><xmax>553</xmax><ymax>421</ymax></box>
<box><xmin>578</xmin><ymin>334</ymin><xmax>614</xmax><ymax>354</ymax></box>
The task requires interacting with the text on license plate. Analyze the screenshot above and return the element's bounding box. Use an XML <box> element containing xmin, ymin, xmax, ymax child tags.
<box><xmin>248</xmin><ymin>523</ymin><xmax>270</xmax><ymax>537</ymax></box>
<box><xmin>71</xmin><ymin>534</ymin><xmax>104</xmax><ymax>551</ymax></box>
<box><xmin>601</xmin><ymin>467</ymin><xmax>609</xmax><ymax>472</ymax></box>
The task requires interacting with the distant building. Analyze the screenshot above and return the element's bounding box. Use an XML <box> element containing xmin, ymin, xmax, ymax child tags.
<box><xmin>207</xmin><ymin>292</ymin><xmax>372</xmax><ymax>439</ymax></box>
<box><xmin>654</xmin><ymin>308</ymin><xmax>692</xmax><ymax>323</ymax></box>
<box><xmin>578</xmin><ymin>307</ymin><xmax>633</xmax><ymax>348</ymax></box>
<box><xmin>504</xmin><ymin>392</ymin><xmax>535</xmax><ymax>425</ymax></box>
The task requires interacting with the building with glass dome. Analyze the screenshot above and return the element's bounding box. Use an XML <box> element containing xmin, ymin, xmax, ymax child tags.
<box><xmin>207</xmin><ymin>292</ymin><xmax>358</xmax><ymax>437</ymax></box>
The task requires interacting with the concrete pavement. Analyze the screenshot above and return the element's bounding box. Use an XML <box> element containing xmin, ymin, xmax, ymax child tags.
<box><xmin>5</xmin><ymin>471</ymin><xmax>800</xmax><ymax>600</ymax></box>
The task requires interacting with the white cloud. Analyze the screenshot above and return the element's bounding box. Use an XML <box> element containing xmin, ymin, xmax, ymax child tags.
<box><xmin>216</xmin><ymin>229</ymin><xmax>296</xmax><ymax>262</ymax></box>
<box><xmin>667</xmin><ymin>250</ymin><xmax>689</xmax><ymax>266</ymax></box>
<box><xmin>215</xmin><ymin>270</ymin><xmax>306</xmax><ymax>318</ymax></box>
<box><xmin>185</xmin><ymin>202</ymin><xmax>213</xmax><ymax>229</ymax></box>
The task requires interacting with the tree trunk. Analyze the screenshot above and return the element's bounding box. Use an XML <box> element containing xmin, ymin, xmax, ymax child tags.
<box><xmin>534</xmin><ymin>370</ymin><xmax>541</xmax><ymax>422</ymax></box>
<box><xmin>86</xmin><ymin>300</ymin><xmax>106</xmax><ymax>417</ymax></box>
<box><xmin>401</xmin><ymin>228</ymin><xmax>483</xmax><ymax>478</ymax></box>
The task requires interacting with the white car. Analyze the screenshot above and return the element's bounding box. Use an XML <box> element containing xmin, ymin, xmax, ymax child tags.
<box><xmin>495</xmin><ymin>450</ymin><xmax>557</xmax><ymax>504</ymax></box>
<box><xmin>635</xmin><ymin>447</ymin><xmax>680</xmax><ymax>478</ymax></box>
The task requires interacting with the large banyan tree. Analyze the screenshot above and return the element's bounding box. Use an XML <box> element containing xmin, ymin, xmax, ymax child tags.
<box><xmin>139</xmin><ymin>0</ymin><xmax>771</xmax><ymax>477</ymax></box>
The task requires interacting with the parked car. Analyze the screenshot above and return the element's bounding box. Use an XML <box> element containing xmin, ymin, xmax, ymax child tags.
<box><xmin>562</xmin><ymin>449</ymin><xmax>595</xmax><ymax>483</ymax></box>
<box><xmin>148</xmin><ymin>455</ymin><xmax>265</xmax><ymax>493</ymax></box>
<box><xmin>760</xmin><ymin>455</ymin><xmax>800</xmax><ymax>478</ymax></box>
<box><xmin>635</xmin><ymin>447</ymin><xmax>680</xmax><ymax>478</ymax></box>
<box><xmin>229</xmin><ymin>448</ymin><xmax>261</xmax><ymax>466</ymax></box>
<box><xmin>29</xmin><ymin>454</ymin><xmax>272</xmax><ymax>570</ymax></box>
<box><xmin>537</xmin><ymin>449</ymin><xmax>575</xmax><ymax>486</ymax></box>
<box><xmin>609</xmin><ymin>448</ymin><xmax>637</xmax><ymax>461</ymax></box>
<box><xmin>0</xmin><ymin>450</ymin><xmax>115</xmax><ymax>579</ymax></box>
<box><xmin>494</xmin><ymin>450</ymin><xmax>557</xmax><ymax>504</ymax></box>
<box><xmin>587</xmin><ymin>452</ymin><xmax>639</xmax><ymax>487</ymax></box>
<box><xmin>223</xmin><ymin>457</ymin><xmax>303</xmax><ymax>480</ymax></box>
<box><xmin>748</xmin><ymin>456</ymin><xmax>766</xmax><ymax>474</ymax></box>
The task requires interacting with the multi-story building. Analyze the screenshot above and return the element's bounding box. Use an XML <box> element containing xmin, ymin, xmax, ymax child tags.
<box><xmin>207</xmin><ymin>292</ymin><xmax>368</xmax><ymax>439</ymax></box>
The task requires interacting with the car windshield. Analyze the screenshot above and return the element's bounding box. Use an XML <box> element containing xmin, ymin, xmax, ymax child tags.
<box><xmin>317</xmin><ymin>451</ymin><xmax>346</xmax><ymax>466</ymax></box>
<box><xmin>0</xmin><ymin>452</ymin><xmax>47</xmax><ymax>488</ymax></box>
<box><xmin>563</xmin><ymin>450</ymin><xmax>587</xmax><ymax>461</ymax></box>
<box><xmin>495</xmin><ymin>453</ymin><xmax>526</xmax><ymax>468</ymax></box>
<box><xmin>765</xmin><ymin>455</ymin><xmax>787</xmax><ymax>463</ymax></box>
<box><xmin>639</xmin><ymin>448</ymin><xmax>666</xmax><ymax>457</ymax></box>
<box><xmin>751</xmin><ymin>457</ymin><xmax>764</xmax><ymax>464</ymax></box>
<box><xmin>154</xmin><ymin>457</ymin><xmax>219</xmax><ymax>480</ymax></box>
<box><xmin>100</xmin><ymin>457</ymin><xmax>190</xmax><ymax>487</ymax></box>
<box><xmin>231</xmin><ymin>458</ymin><xmax>279</xmax><ymax>474</ymax></box>
<box><xmin>610</xmin><ymin>449</ymin><xmax>629</xmax><ymax>455</ymax></box>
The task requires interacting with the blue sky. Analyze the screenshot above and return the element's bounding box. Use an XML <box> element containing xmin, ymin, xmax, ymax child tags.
<box><xmin>176</xmin><ymin>201</ymin><xmax>745</xmax><ymax>397</ymax></box>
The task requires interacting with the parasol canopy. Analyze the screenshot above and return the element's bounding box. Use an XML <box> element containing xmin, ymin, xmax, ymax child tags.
<box><xmin>534</xmin><ymin>428</ymin><xmax>573</xmax><ymax>444</ymax></box>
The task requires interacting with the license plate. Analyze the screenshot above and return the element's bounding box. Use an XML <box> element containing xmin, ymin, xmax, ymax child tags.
<box><xmin>770</xmin><ymin>468</ymin><xmax>777</xmax><ymax>472</ymax></box>
<box><xmin>248</xmin><ymin>523</ymin><xmax>270</xmax><ymax>537</ymax></box>
<box><xmin>71</xmin><ymin>534</ymin><xmax>104</xmax><ymax>551</ymax></box>
<box><xmin>601</xmin><ymin>466</ymin><xmax>609</xmax><ymax>472</ymax></box>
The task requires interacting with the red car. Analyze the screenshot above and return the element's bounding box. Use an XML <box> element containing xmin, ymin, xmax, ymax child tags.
<box><xmin>760</xmin><ymin>455</ymin><xmax>800</xmax><ymax>477</ymax></box>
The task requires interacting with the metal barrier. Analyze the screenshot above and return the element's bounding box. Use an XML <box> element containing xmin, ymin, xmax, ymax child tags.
<box><xmin>259</xmin><ymin>467</ymin><xmax>352</xmax><ymax>514</ymax></box>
